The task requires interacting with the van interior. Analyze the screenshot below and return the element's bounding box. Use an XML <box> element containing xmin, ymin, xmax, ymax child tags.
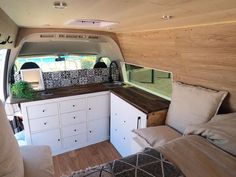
<box><xmin>0</xmin><ymin>1</ymin><xmax>236</xmax><ymax>177</ymax></box>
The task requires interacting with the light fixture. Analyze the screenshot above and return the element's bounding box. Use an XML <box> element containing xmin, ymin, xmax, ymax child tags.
<box><xmin>53</xmin><ymin>1</ymin><xmax>67</xmax><ymax>9</ymax></box>
<box><xmin>161</xmin><ymin>15</ymin><xmax>173</xmax><ymax>20</ymax></box>
<box><xmin>65</xmin><ymin>19</ymin><xmax>118</xmax><ymax>28</ymax></box>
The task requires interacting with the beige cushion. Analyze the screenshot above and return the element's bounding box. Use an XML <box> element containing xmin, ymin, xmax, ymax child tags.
<box><xmin>184</xmin><ymin>112</ymin><xmax>236</xmax><ymax>156</ymax></box>
<box><xmin>0</xmin><ymin>101</ymin><xmax>24</xmax><ymax>177</ymax></box>
<box><xmin>133</xmin><ymin>125</ymin><xmax>182</xmax><ymax>148</ymax></box>
<box><xmin>165</xmin><ymin>82</ymin><xmax>227</xmax><ymax>133</ymax></box>
<box><xmin>20</xmin><ymin>145</ymin><xmax>54</xmax><ymax>177</ymax></box>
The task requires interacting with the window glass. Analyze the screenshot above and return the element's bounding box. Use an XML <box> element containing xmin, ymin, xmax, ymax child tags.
<box><xmin>124</xmin><ymin>63</ymin><xmax>172</xmax><ymax>100</ymax></box>
<box><xmin>0</xmin><ymin>49</ymin><xmax>8</xmax><ymax>101</ymax></box>
<box><xmin>15</xmin><ymin>54</ymin><xmax>97</xmax><ymax>72</ymax></box>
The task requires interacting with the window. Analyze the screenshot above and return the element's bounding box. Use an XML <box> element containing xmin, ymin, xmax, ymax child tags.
<box><xmin>15</xmin><ymin>54</ymin><xmax>97</xmax><ymax>73</ymax></box>
<box><xmin>123</xmin><ymin>63</ymin><xmax>172</xmax><ymax>100</ymax></box>
<box><xmin>0</xmin><ymin>49</ymin><xmax>8</xmax><ymax>101</ymax></box>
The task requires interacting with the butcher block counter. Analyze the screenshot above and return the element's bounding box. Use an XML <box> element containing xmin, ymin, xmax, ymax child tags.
<box><xmin>10</xmin><ymin>83</ymin><xmax>170</xmax><ymax>126</ymax></box>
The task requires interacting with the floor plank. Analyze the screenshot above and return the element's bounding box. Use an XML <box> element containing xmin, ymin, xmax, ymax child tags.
<box><xmin>53</xmin><ymin>141</ymin><xmax>121</xmax><ymax>177</ymax></box>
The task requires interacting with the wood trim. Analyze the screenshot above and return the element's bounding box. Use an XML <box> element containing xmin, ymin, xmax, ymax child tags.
<box><xmin>117</xmin><ymin>22</ymin><xmax>236</xmax><ymax>113</ymax></box>
<box><xmin>15</xmin><ymin>28</ymin><xmax>119</xmax><ymax>47</ymax></box>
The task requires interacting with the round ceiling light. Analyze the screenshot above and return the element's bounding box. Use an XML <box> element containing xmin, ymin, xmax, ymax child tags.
<box><xmin>161</xmin><ymin>15</ymin><xmax>173</xmax><ymax>20</ymax></box>
<box><xmin>53</xmin><ymin>1</ymin><xmax>67</xmax><ymax>9</ymax></box>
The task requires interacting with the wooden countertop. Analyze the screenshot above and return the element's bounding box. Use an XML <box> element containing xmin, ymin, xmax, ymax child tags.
<box><xmin>111</xmin><ymin>87</ymin><xmax>170</xmax><ymax>114</ymax></box>
<box><xmin>10</xmin><ymin>83</ymin><xmax>170</xmax><ymax>114</ymax></box>
<box><xmin>10</xmin><ymin>83</ymin><xmax>109</xmax><ymax>104</ymax></box>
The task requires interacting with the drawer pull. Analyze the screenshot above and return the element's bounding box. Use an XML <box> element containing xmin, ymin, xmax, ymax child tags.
<box><xmin>88</xmin><ymin>108</ymin><xmax>91</xmax><ymax>110</ymax></box>
<box><xmin>89</xmin><ymin>130</ymin><xmax>92</xmax><ymax>133</ymax></box>
<box><xmin>43</xmin><ymin>122</ymin><xmax>47</xmax><ymax>125</ymax></box>
<box><xmin>42</xmin><ymin>109</ymin><xmax>46</xmax><ymax>112</ymax></box>
<box><xmin>137</xmin><ymin>116</ymin><xmax>141</xmax><ymax>129</ymax></box>
<box><xmin>123</xmin><ymin>137</ymin><xmax>126</xmax><ymax>140</ymax></box>
<box><xmin>123</xmin><ymin>121</ymin><xmax>126</xmax><ymax>123</ymax></box>
<box><xmin>73</xmin><ymin>116</ymin><xmax>76</xmax><ymax>119</ymax></box>
<box><xmin>73</xmin><ymin>105</ymin><xmax>75</xmax><ymax>107</ymax></box>
<box><xmin>58</xmin><ymin>139</ymin><xmax>60</xmax><ymax>141</ymax></box>
<box><xmin>74</xmin><ymin>129</ymin><xmax>77</xmax><ymax>132</ymax></box>
<box><xmin>74</xmin><ymin>140</ymin><xmax>77</xmax><ymax>142</ymax></box>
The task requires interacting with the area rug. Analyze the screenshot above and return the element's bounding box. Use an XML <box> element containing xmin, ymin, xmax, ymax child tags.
<box><xmin>63</xmin><ymin>148</ymin><xmax>185</xmax><ymax>177</ymax></box>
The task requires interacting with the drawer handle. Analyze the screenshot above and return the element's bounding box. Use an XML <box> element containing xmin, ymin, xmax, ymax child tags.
<box><xmin>123</xmin><ymin>137</ymin><xmax>126</xmax><ymax>140</ymax></box>
<box><xmin>73</xmin><ymin>105</ymin><xmax>75</xmax><ymax>107</ymax></box>
<box><xmin>73</xmin><ymin>116</ymin><xmax>76</xmax><ymax>119</ymax></box>
<box><xmin>74</xmin><ymin>129</ymin><xmax>77</xmax><ymax>132</ymax></box>
<box><xmin>44</xmin><ymin>122</ymin><xmax>47</xmax><ymax>125</ymax></box>
<box><xmin>89</xmin><ymin>130</ymin><xmax>92</xmax><ymax>133</ymax></box>
<box><xmin>137</xmin><ymin>116</ymin><xmax>141</xmax><ymax>129</ymax></box>
<box><xmin>123</xmin><ymin>121</ymin><xmax>126</xmax><ymax>123</ymax></box>
<box><xmin>88</xmin><ymin>108</ymin><xmax>91</xmax><ymax>110</ymax></box>
<box><xmin>42</xmin><ymin>109</ymin><xmax>46</xmax><ymax>112</ymax></box>
<box><xmin>58</xmin><ymin>139</ymin><xmax>60</xmax><ymax>141</ymax></box>
<box><xmin>74</xmin><ymin>140</ymin><xmax>77</xmax><ymax>142</ymax></box>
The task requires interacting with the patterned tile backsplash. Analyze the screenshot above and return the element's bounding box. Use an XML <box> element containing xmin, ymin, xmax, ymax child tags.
<box><xmin>15</xmin><ymin>68</ymin><xmax>120</xmax><ymax>89</ymax></box>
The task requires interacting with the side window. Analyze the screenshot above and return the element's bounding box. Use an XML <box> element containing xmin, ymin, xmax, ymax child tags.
<box><xmin>0</xmin><ymin>49</ymin><xmax>8</xmax><ymax>101</ymax></box>
<box><xmin>124</xmin><ymin>63</ymin><xmax>172</xmax><ymax>100</ymax></box>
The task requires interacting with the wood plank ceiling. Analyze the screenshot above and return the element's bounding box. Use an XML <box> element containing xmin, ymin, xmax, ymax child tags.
<box><xmin>0</xmin><ymin>0</ymin><xmax>235</xmax><ymax>32</ymax></box>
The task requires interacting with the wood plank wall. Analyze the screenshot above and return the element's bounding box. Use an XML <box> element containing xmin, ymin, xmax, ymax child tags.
<box><xmin>117</xmin><ymin>22</ymin><xmax>236</xmax><ymax>113</ymax></box>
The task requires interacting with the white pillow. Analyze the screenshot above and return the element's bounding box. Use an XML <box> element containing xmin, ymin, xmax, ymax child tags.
<box><xmin>165</xmin><ymin>82</ymin><xmax>228</xmax><ymax>133</ymax></box>
<box><xmin>0</xmin><ymin>101</ymin><xmax>24</xmax><ymax>177</ymax></box>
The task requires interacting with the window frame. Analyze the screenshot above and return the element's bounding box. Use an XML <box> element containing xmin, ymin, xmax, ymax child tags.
<box><xmin>121</xmin><ymin>62</ymin><xmax>173</xmax><ymax>101</ymax></box>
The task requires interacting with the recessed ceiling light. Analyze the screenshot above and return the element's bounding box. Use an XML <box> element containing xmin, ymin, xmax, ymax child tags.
<box><xmin>53</xmin><ymin>1</ymin><xmax>67</xmax><ymax>9</ymax></box>
<box><xmin>161</xmin><ymin>15</ymin><xmax>173</xmax><ymax>20</ymax></box>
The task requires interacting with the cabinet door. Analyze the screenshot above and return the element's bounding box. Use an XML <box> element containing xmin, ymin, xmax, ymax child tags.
<box><xmin>87</xmin><ymin>118</ymin><xmax>109</xmax><ymax>144</ymax></box>
<box><xmin>31</xmin><ymin>129</ymin><xmax>61</xmax><ymax>155</ymax></box>
<box><xmin>110</xmin><ymin>93</ymin><xmax>147</xmax><ymax>157</ymax></box>
<box><xmin>87</xmin><ymin>94</ymin><xmax>109</xmax><ymax>120</ymax></box>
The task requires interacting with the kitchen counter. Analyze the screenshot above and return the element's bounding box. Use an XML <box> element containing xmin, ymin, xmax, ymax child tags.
<box><xmin>111</xmin><ymin>87</ymin><xmax>170</xmax><ymax>114</ymax></box>
<box><xmin>10</xmin><ymin>83</ymin><xmax>170</xmax><ymax>114</ymax></box>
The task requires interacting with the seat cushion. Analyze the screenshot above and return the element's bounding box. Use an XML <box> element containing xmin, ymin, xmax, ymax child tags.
<box><xmin>20</xmin><ymin>145</ymin><xmax>54</xmax><ymax>177</ymax></box>
<box><xmin>0</xmin><ymin>101</ymin><xmax>24</xmax><ymax>177</ymax></box>
<box><xmin>165</xmin><ymin>82</ymin><xmax>227</xmax><ymax>133</ymax></box>
<box><xmin>133</xmin><ymin>125</ymin><xmax>182</xmax><ymax>148</ymax></box>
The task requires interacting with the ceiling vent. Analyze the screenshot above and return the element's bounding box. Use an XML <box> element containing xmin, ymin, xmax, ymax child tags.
<box><xmin>65</xmin><ymin>19</ymin><xmax>118</xmax><ymax>28</ymax></box>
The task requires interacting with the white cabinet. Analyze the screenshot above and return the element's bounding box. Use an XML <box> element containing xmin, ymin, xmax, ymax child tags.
<box><xmin>21</xmin><ymin>91</ymin><xmax>110</xmax><ymax>155</ymax></box>
<box><xmin>110</xmin><ymin>93</ymin><xmax>147</xmax><ymax>157</ymax></box>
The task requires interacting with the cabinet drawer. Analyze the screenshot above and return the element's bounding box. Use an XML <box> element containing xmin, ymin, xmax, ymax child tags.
<box><xmin>62</xmin><ymin>134</ymin><xmax>87</xmax><ymax>150</ymax></box>
<box><xmin>87</xmin><ymin>118</ymin><xmax>109</xmax><ymax>143</ymax></box>
<box><xmin>27</xmin><ymin>103</ymin><xmax>58</xmax><ymax>119</ymax></box>
<box><xmin>61</xmin><ymin>123</ymin><xmax>86</xmax><ymax>138</ymax></box>
<box><xmin>31</xmin><ymin>129</ymin><xmax>61</xmax><ymax>155</ymax></box>
<box><xmin>61</xmin><ymin>111</ymin><xmax>86</xmax><ymax>126</ymax></box>
<box><xmin>59</xmin><ymin>98</ymin><xmax>86</xmax><ymax>113</ymax></box>
<box><xmin>30</xmin><ymin>116</ymin><xmax>59</xmax><ymax>133</ymax></box>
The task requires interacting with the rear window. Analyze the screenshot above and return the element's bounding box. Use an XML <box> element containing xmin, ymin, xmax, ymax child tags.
<box><xmin>15</xmin><ymin>54</ymin><xmax>97</xmax><ymax>72</ymax></box>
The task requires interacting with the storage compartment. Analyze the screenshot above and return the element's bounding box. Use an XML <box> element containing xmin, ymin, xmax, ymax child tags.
<box><xmin>31</xmin><ymin>129</ymin><xmax>61</xmax><ymax>155</ymax></box>
<box><xmin>62</xmin><ymin>134</ymin><xmax>87</xmax><ymax>150</ymax></box>
<box><xmin>27</xmin><ymin>103</ymin><xmax>58</xmax><ymax>119</ymax></box>
<box><xmin>61</xmin><ymin>111</ymin><xmax>86</xmax><ymax>126</ymax></box>
<box><xmin>59</xmin><ymin>98</ymin><xmax>86</xmax><ymax>113</ymax></box>
<box><xmin>30</xmin><ymin>116</ymin><xmax>59</xmax><ymax>133</ymax></box>
<box><xmin>61</xmin><ymin>123</ymin><xmax>86</xmax><ymax>138</ymax></box>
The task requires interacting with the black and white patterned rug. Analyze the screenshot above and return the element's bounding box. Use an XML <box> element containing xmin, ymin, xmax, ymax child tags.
<box><xmin>64</xmin><ymin>148</ymin><xmax>185</xmax><ymax>177</ymax></box>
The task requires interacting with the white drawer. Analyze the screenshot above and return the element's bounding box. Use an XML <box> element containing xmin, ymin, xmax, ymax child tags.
<box><xmin>87</xmin><ymin>118</ymin><xmax>109</xmax><ymax>144</ymax></box>
<box><xmin>31</xmin><ymin>129</ymin><xmax>61</xmax><ymax>155</ymax></box>
<box><xmin>27</xmin><ymin>103</ymin><xmax>58</xmax><ymax>119</ymax></box>
<box><xmin>59</xmin><ymin>98</ymin><xmax>86</xmax><ymax>113</ymax></box>
<box><xmin>30</xmin><ymin>116</ymin><xmax>59</xmax><ymax>133</ymax></box>
<box><xmin>62</xmin><ymin>134</ymin><xmax>87</xmax><ymax>150</ymax></box>
<box><xmin>61</xmin><ymin>123</ymin><xmax>86</xmax><ymax>138</ymax></box>
<box><xmin>61</xmin><ymin>111</ymin><xmax>86</xmax><ymax>126</ymax></box>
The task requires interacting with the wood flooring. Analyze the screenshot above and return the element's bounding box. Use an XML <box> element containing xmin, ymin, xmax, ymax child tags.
<box><xmin>53</xmin><ymin>141</ymin><xmax>121</xmax><ymax>177</ymax></box>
